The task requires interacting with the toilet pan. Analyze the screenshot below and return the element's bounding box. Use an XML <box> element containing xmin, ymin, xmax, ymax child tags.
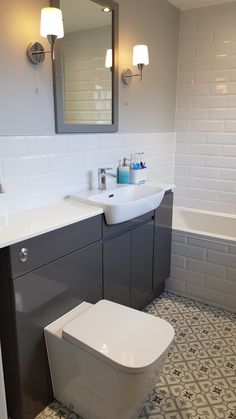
<box><xmin>44</xmin><ymin>300</ymin><xmax>175</xmax><ymax>419</ymax></box>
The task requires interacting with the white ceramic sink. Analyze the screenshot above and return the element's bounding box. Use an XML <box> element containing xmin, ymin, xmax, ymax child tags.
<box><xmin>70</xmin><ymin>184</ymin><xmax>165</xmax><ymax>225</ymax></box>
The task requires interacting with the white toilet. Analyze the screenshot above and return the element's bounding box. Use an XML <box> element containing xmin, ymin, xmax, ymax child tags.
<box><xmin>44</xmin><ymin>300</ymin><xmax>174</xmax><ymax>419</ymax></box>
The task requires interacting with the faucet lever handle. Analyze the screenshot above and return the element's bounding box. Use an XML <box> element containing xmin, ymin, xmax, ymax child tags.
<box><xmin>98</xmin><ymin>167</ymin><xmax>113</xmax><ymax>174</ymax></box>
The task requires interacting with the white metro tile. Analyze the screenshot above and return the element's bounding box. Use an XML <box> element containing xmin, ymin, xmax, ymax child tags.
<box><xmin>229</xmin><ymin>246</ymin><xmax>236</xmax><ymax>255</ymax></box>
<box><xmin>179</xmin><ymin>19</ymin><xmax>197</xmax><ymax>34</ymax></box>
<box><xmin>176</xmin><ymin>132</ymin><xmax>206</xmax><ymax>143</ymax></box>
<box><xmin>197</xmin><ymin>15</ymin><xmax>235</xmax><ymax>33</ymax></box>
<box><xmin>26</xmin><ymin>136</ymin><xmax>67</xmax><ymax>155</ymax></box>
<box><xmin>175</xmin><ymin>175</ymin><xmax>204</xmax><ymax>188</ymax></box>
<box><xmin>227</xmin><ymin>95</ymin><xmax>236</xmax><ymax>106</ymax></box>
<box><xmin>206</xmin><ymin>133</ymin><xmax>236</xmax><ymax>144</ymax></box>
<box><xmin>213</xmin><ymin>52</ymin><xmax>236</xmax><ymax>69</ymax></box>
<box><xmin>48</xmin><ymin>152</ymin><xmax>84</xmax><ymax>172</ymax></box>
<box><xmin>195</xmin><ymin>44</ymin><xmax>230</xmax><ymax>59</ymax></box>
<box><xmin>177</xmin><ymin>108</ymin><xmax>208</xmax><ymax>120</ymax></box>
<box><xmin>0</xmin><ymin>137</ymin><xmax>27</xmax><ymax>157</ymax></box>
<box><xmin>178</xmin><ymin>72</ymin><xmax>195</xmax><ymax>84</ymax></box>
<box><xmin>2</xmin><ymin>177</ymin><xmax>29</xmax><ymax>195</ymax></box>
<box><xmin>193</xmin><ymin>95</ymin><xmax>226</xmax><ymax>108</ymax></box>
<box><xmin>213</xmin><ymin>29</ymin><xmax>236</xmax><ymax>44</ymax></box>
<box><xmin>175</xmin><ymin>154</ymin><xmax>203</xmax><ymax>167</ymax></box>
<box><xmin>179</xmin><ymin>83</ymin><xmax>209</xmax><ymax>97</ymax></box>
<box><xmin>175</xmin><ymin>144</ymin><xmax>190</xmax><ymax>154</ymax></box>
<box><xmin>224</xmin><ymin>121</ymin><xmax>236</xmax><ymax>132</ymax></box>
<box><xmin>173</xmin><ymin>196</ymin><xmax>203</xmax><ymax>209</ymax></box>
<box><xmin>229</xmin><ymin>70</ymin><xmax>236</xmax><ymax>81</ymax></box>
<box><xmin>202</xmin><ymin>200</ymin><xmax>235</xmax><ymax>214</ymax></box>
<box><xmin>222</xmin><ymin>146</ymin><xmax>236</xmax><ymax>157</ymax></box>
<box><xmin>208</xmin><ymin>108</ymin><xmax>236</xmax><ymax>120</ymax></box>
<box><xmin>66</xmin><ymin>134</ymin><xmax>100</xmax><ymax>151</ymax></box>
<box><xmin>98</xmin><ymin>133</ymin><xmax>124</xmax><ymax>148</ymax></box>
<box><xmin>175</xmin><ymin>121</ymin><xmax>191</xmax><ymax>132</ymax></box>
<box><xmin>227</xmin><ymin>268</ymin><xmax>236</xmax><ymax>281</ymax></box>
<box><xmin>191</xmin><ymin>121</ymin><xmax>224</xmax><ymax>132</ymax></box>
<box><xmin>2</xmin><ymin>156</ymin><xmax>48</xmax><ymax>178</ymax></box>
<box><xmin>220</xmin><ymin>169</ymin><xmax>236</xmax><ymax>181</ymax></box>
<box><xmin>179</xmin><ymin>48</ymin><xmax>195</xmax><ymax>62</ymax></box>
<box><xmin>190</xmin><ymin>144</ymin><xmax>221</xmax><ymax>155</ymax></box>
<box><xmin>188</xmin><ymin>167</ymin><xmax>220</xmax><ymax>179</ymax></box>
<box><xmin>180</xmin><ymin>32</ymin><xmax>213</xmax><ymax>49</ymax></box>
<box><xmin>177</xmin><ymin>97</ymin><xmax>194</xmax><ymax>108</ymax></box>
<box><xmin>218</xmin><ymin>192</ymin><xmax>236</xmax><ymax>204</ymax></box>
<box><xmin>210</xmin><ymin>83</ymin><xmax>228</xmax><ymax>95</ymax></box>
<box><xmin>186</xmin><ymin>188</ymin><xmax>218</xmax><ymax>201</ymax></box>
<box><xmin>203</xmin><ymin>156</ymin><xmax>236</xmax><ymax>169</ymax></box>
<box><xmin>29</xmin><ymin>173</ymin><xmax>67</xmax><ymax>193</ymax></box>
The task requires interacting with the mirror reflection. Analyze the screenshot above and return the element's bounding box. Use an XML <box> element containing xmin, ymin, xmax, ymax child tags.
<box><xmin>61</xmin><ymin>0</ymin><xmax>112</xmax><ymax>125</ymax></box>
<box><xmin>52</xmin><ymin>0</ymin><xmax>118</xmax><ymax>133</ymax></box>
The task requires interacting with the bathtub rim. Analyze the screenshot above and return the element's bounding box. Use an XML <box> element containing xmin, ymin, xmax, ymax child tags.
<box><xmin>172</xmin><ymin>206</ymin><xmax>236</xmax><ymax>246</ymax></box>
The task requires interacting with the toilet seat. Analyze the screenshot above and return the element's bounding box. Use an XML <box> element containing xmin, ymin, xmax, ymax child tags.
<box><xmin>62</xmin><ymin>300</ymin><xmax>174</xmax><ymax>373</ymax></box>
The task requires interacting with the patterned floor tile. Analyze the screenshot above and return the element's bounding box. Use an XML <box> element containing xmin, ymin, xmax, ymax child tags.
<box><xmin>36</xmin><ymin>292</ymin><xmax>236</xmax><ymax>419</ymax></box>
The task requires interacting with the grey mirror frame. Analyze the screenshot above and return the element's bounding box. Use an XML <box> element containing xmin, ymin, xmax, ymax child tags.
<box><xmin>51</xmin><ymin>0</ymin><xmax>119</xmax><ymax>133</ymax></box>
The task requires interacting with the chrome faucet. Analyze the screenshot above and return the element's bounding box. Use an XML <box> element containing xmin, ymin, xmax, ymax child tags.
<box><xmin>98</xmin><ymin>168</ymin><xmax>117</xmax><ymax>191</ymax></box>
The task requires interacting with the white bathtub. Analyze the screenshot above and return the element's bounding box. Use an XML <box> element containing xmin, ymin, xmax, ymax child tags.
<box><xmin>173</xmin><ymin>207</ymin><xmax>236</xmax><ymax>243</ymax></box>
<box><xmin>166</xmin><ymin>206</ymin><xmax>236</xmax><ymax>312</ymax></box>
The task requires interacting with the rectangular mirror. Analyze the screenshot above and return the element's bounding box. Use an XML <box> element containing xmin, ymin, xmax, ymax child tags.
<box><xmin>51</xmin><ymin>0</ymin><xmax>118</xmax><ymax>133</ymax></box>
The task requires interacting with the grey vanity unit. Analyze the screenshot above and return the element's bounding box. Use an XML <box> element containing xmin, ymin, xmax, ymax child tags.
<box><xmin>0</xmin><ymin>190</ymin><xmax>173</xmax><ymax>419</ymax></box>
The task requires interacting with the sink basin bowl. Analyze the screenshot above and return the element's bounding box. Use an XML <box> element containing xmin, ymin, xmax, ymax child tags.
<box><xmin>70</xmin><ymin>184</ymin><xmax>165</xmax><ymax>225</ymax></box>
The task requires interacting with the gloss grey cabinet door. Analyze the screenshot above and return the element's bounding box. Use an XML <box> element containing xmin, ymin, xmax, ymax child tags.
<box><xmin>153</xmin><ymin>191</ymin><xmax>173</xmax><ymax>294</ymax></box>
<box><xmin>131</xmin><ymin>221</ymin><xmax>154</xmax><ymax>310</ymax></box>
<box><xmin>103</xmin><ymin>232</ymin><xmax>131</xmax><ymax>306</ymax></box>
<box><xmin>12</xmin><ymin>241</ymin><xmax>102</xmax><ymax>419</ymax></box>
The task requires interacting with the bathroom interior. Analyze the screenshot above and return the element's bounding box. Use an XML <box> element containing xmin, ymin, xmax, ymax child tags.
<box><xmin>0</xmin><ymin>0</ymin><xmax>236</xmax><ymax>418</ymax></box>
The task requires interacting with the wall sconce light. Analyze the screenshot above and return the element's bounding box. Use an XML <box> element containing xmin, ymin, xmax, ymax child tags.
<box><xmin>122</xmin><ymin>44</ymin><xmax>149</xmax><ymax>84</ymax></box>
<box><xmin>105</xmin><ymin>49</ymin><xmax>112</xmax><ymax>69</ymax></box>
<box><xmin>27</xmin><ymin>7</ymin><xmax>64</xmax><ymax>65</ymax></box>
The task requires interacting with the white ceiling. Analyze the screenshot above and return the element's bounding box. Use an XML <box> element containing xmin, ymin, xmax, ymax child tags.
<box><xmin>61</xmin><ymin>0</ymin><xmax>111</xmax><ymax>33</ymax></box>
<box><xmin>168</xmin><ymin>0</ymin><xmax>236</xmax><ymax>10</ymax></box>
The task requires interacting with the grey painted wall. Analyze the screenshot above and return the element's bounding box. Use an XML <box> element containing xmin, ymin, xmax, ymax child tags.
<box><xmin>0</xmin><ymin>0</ymin><xmax>179</xmax><ymax>135</ymax></box>
<box><xmin>118</xmin><ymin>0</ymin><xmax>179</xmax><ymax>133</ymax></box>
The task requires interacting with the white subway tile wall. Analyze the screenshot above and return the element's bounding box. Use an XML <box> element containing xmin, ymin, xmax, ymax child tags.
<box><xmin>0</xmin><ymin>132</ymin><xmax>175</xmax><ymax>215</ymax></box>
<box><xmin>167</xmin><ymin>232</ymin><xmax>236</xmax><ymax>312</ymax></box>
<box><xmin>175</xmin><ymin>3</ymin><xmax>236</xmax><ymax>214</ymax></box>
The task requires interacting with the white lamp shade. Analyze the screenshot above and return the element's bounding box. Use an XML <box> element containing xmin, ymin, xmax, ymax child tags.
<box><xmin>105</xmin><ymin>49</ymin><xmax>112</xmax><ymax>68</ymax></box>
<box><xmin>133</xmin><ymin>45</ymin><xmax>149</xmax><ymax>66</ymax></box>
<box><xmin>40</xmin><ymin>7</ymin><xmax>64</xmax><ymax>39</ymax></box>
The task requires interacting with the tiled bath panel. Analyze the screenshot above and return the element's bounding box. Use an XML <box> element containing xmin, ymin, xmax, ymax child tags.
<box><xmin>36</xmin><ymin>292</ymin><xmax>236</xmax><ymax>419</ymax></box>
<box><xmin>167</xmin><ymin>232</ymin><xmax>236</xmax><ymax>312</ymax></box>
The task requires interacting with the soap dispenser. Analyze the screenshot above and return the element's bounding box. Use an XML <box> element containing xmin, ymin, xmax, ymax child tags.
<box><xmin>118</xmin><ymin>158</ymin><xmax>130</xmax><ymax>184</ymax></box>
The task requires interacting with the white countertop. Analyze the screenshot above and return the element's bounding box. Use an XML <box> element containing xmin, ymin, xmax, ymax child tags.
<box><xmin>0</xmin><ymin>182</ymin><xmax>174</xmax><ymax>249</ymax></box>
<box><xmin>0</xmin><ymin>199</ymin><xmax>103</xmax><ymax>249</ymax></box>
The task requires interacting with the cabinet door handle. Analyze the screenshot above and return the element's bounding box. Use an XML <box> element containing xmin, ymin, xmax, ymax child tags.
<box><xmin>19</xmin><ymin>248</ymin><xmax>29</xmax><ymax>263</ymax></box>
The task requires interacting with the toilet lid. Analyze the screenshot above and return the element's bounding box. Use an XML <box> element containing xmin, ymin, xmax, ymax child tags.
<box><xmin>62</xmin><ymin>300</ymin><xmax>174</xmax><ymax>373</ymax></box>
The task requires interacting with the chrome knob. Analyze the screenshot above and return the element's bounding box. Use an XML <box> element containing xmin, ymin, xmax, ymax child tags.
<box><xmin>19</xmin><ymin>248</ymin><xmax>29</xmax><ymax>263</ymax></box>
